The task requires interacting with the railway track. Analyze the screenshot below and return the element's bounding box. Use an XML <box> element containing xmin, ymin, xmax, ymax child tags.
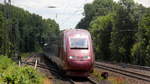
<box><xmin>69</xmin><ymin>77</ymin><xmax>98</xmax><ymax>84</ymax></box>
<box><xmin>23</xmin><ymin>62</ymin><xmax>50</xmax><ymax>69</ymax></box>
<box><xmin>95</xmin><ymin>62</ymin><xmax>150</xmax><ymax>82</ymax></box>
<box><xmin>22</xmin><ymin>54</ymin><xmax>98</xmax><ymax>84</ymax></box>
<box><xmin>99</xmin><ymin>61</ymin><xmax>150</xmax><ymax>71</ymax></box>
<box><xmin>22</xmin><ymin>54</ymin><xmax>70</xmax><ymax>83</ymax></box>
<box><xmin>23</xmin><ymin>55</ymin><xmax>150</xmax><ymax>83</ymax></box>
<box><xmin>125</xmin><ymin>64</ymin><xmax>150</xmax><ymax>71</ymax></box>
<box><xmin>22</xmin><ymin>54</ymin><xmax>61</xmax><ymax>74</ymax></box>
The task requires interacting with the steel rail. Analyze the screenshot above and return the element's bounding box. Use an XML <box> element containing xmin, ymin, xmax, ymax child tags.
<box><xmin>95</xmin><ymin>63</ymin><xmax>150</xmax><ymax>82</ymax></box>
<box><xmin>98</xmin><ymin>61</ymin><xmax>150</xmax><ymax>71</ymax></box>
<box><xmin>126</xmin><ymin>64</ymin><xmax>150</xmax><ymax>71</ymax></box>
<box><xmin>69</xmin><ymin>77</ymin><xmax>98</xmax><ymax>84</ymax></box>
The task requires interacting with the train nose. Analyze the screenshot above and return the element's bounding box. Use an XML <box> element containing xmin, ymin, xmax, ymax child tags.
<box><xmin>67</xmin><ymin>60</ymin><xmax>92</xmax><ymax>70</ymax></box>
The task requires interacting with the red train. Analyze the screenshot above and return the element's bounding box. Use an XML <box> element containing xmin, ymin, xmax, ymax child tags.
<box><xmin>47</xmin><ymin>29</ymin><xmax>94</xmax><ymax>77</ymax></box>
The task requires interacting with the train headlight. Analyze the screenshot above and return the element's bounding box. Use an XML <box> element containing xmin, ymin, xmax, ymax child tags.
<box><xmin>68</xmin><ymin>56</ymin><xmax>75</xmax><ymax>59</ymax></box>
<box><xmin>83</xmin><ymin>56</ymin><xmax>91</xmax><ymax>60</ymax></box>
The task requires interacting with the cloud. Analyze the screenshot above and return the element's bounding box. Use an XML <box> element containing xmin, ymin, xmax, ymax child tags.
<box><xmin>9</xmin><ymin>0</ymin><xmax>93</xmax><ymax>30</ymax></box>
<box><xmin>136</xmin><ymin>0</ymin><xmax>150</xmax><ymax>7</ymax></box>
<box><xmin>0</xmin><ymin>0</ymin><xmax>149</xmax><ymax>30</ymax></box>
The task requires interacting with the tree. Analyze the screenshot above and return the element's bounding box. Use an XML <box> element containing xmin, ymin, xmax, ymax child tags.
<box><xmin>77</xmin><ymin>0</ymin><xmax>150</xmax><ymax>66</ymax></box>
<box><xmin>0</xmin><ymin>3</ymin><xmax>60</xmax><ymax>57</ymax></box>
<box><xmin>0</xmin><ymin>12</ymin><xmax>11</xmax><ymax>56</ymax></box>
<box><xmin>0</xmin><ymin>12</ymin><xmax>5</xmax><ymax>54</ymax></box>
<box><xmin>89</xmin><ymin>13</ymin><xmax>114</xmax><ymax>61</ymax></box>
<box><xmin>76</xmin><ymin>0</ymin><xmax>116</xmax><ymax>29</ymax></box>
<box><xmin>109</xmin><ymin>0</ymin><xmax>138</xmax><ymax>63</ymax></box>
<box><xmin>131</xmin><ymin>11</ymin><xmax>150</xmax><ymax>66</ymax></box>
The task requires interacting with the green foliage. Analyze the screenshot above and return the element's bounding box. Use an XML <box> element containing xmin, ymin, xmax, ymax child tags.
<box><xmin>2</xmin><ymin>66</ymin><xmax>42</xmax><ymax>84</ymax></box>
<box><xmin>20</xmin><ymin>53</ymin><xmax>31</xmax><ymax>58</ymax></box>
<box><xmin>131</xmin><ymin>12</ymin><xmax>150</xmax><ymax>66</ymax></box>
<box><xmin>0</xmin><ymin>12</ymin><xmax>10</xmax><ymax>56</ymax></box>
<box><xmin>89</xmin><ymin>13</ymin><xmax>114</xmax><ymax>61</ymax></box>
<box><xmin>0</xmin><ymin>4</ymin><xmax>60</xmax><ymax>57</ymax></box>
<box><xmin>0</xmin><ymin>55</ymin><xmax>43</xmax><ymax>84</ymax></box>
<box><xmin>110</xmin><ymin>0</ymin><xmax>138</xmax><ymax>63</ymax></box>
<box><xmin>76</xmin><ymin>0</ymin><xmax>116</xmax><ymax>29</ymax></box>
<box><xmin>78</xmin><ymin>0</ymin><xmax>150</xmax><ymax>66</ymax></box>
<box><xmin>0</xmin><ymin>55</ymin><xmax>15</xmax><ymax>73</ymax></box>
<box><xmin>91</xmin><ymin>69</ymin><xmax>103</xmax><ymax>81</ymax></box>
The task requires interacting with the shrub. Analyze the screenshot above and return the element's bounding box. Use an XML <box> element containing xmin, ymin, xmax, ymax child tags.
<box><xmin>0</xmin><ymin>55</ymin><xmax>16</xmax><ymax>73</ymax></box>
<box><xmin>0</xmin><ymin>55</ymin><xmax>43</xmax><ymax>84</ymax></box>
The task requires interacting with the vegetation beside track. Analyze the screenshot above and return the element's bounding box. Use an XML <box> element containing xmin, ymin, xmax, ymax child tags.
<box><xmin>91</xmin><ymin>69</ymin><xmax>127</xmax><ymax>84</ymax></box>
<box><xmin>0</xmin><ymin>55</ymin><xmax>43</xmax><ymax>84</ymax></box>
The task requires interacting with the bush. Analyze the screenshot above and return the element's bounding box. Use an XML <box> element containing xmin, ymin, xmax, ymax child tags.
<box><xmin>0</xmin><ymin>55</ymin><xmax>16</xmax><ymax>73</ymax></box>
<box><xmin>0</xmin><ymin>55</ymin><xmax>43</xmax><ymax>84</ymax></box>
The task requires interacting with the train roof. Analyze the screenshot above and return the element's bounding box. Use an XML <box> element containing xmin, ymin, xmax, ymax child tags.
<box><xmin>63</xmin><ymin>29</ymin><xmax>90</xmax><ymax>36</ymax></box>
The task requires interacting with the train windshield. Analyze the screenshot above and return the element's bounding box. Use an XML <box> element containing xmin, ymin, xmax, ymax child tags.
<box><xmin>70</xmin><ymin>38</ymin><xmax>88</xmax><ymax>49</ymax></box>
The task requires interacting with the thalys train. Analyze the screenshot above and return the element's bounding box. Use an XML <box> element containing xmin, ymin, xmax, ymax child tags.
<box><xmin>45</xmin><ymin>29</ymin><xmax>94</xmax><ymax>77</ymax></box>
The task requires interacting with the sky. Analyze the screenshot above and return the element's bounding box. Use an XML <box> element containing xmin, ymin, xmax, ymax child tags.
<box><xmin>0</xmin><ymin>0</ymin><xmax>150</xmax><ymax>30</ymax></box>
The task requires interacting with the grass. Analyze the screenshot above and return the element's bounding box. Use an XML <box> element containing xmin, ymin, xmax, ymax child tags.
<box><xmin>91</xmin><ymin>69</ymin><xmax>128</xmax><ymax>84</ymax></box>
